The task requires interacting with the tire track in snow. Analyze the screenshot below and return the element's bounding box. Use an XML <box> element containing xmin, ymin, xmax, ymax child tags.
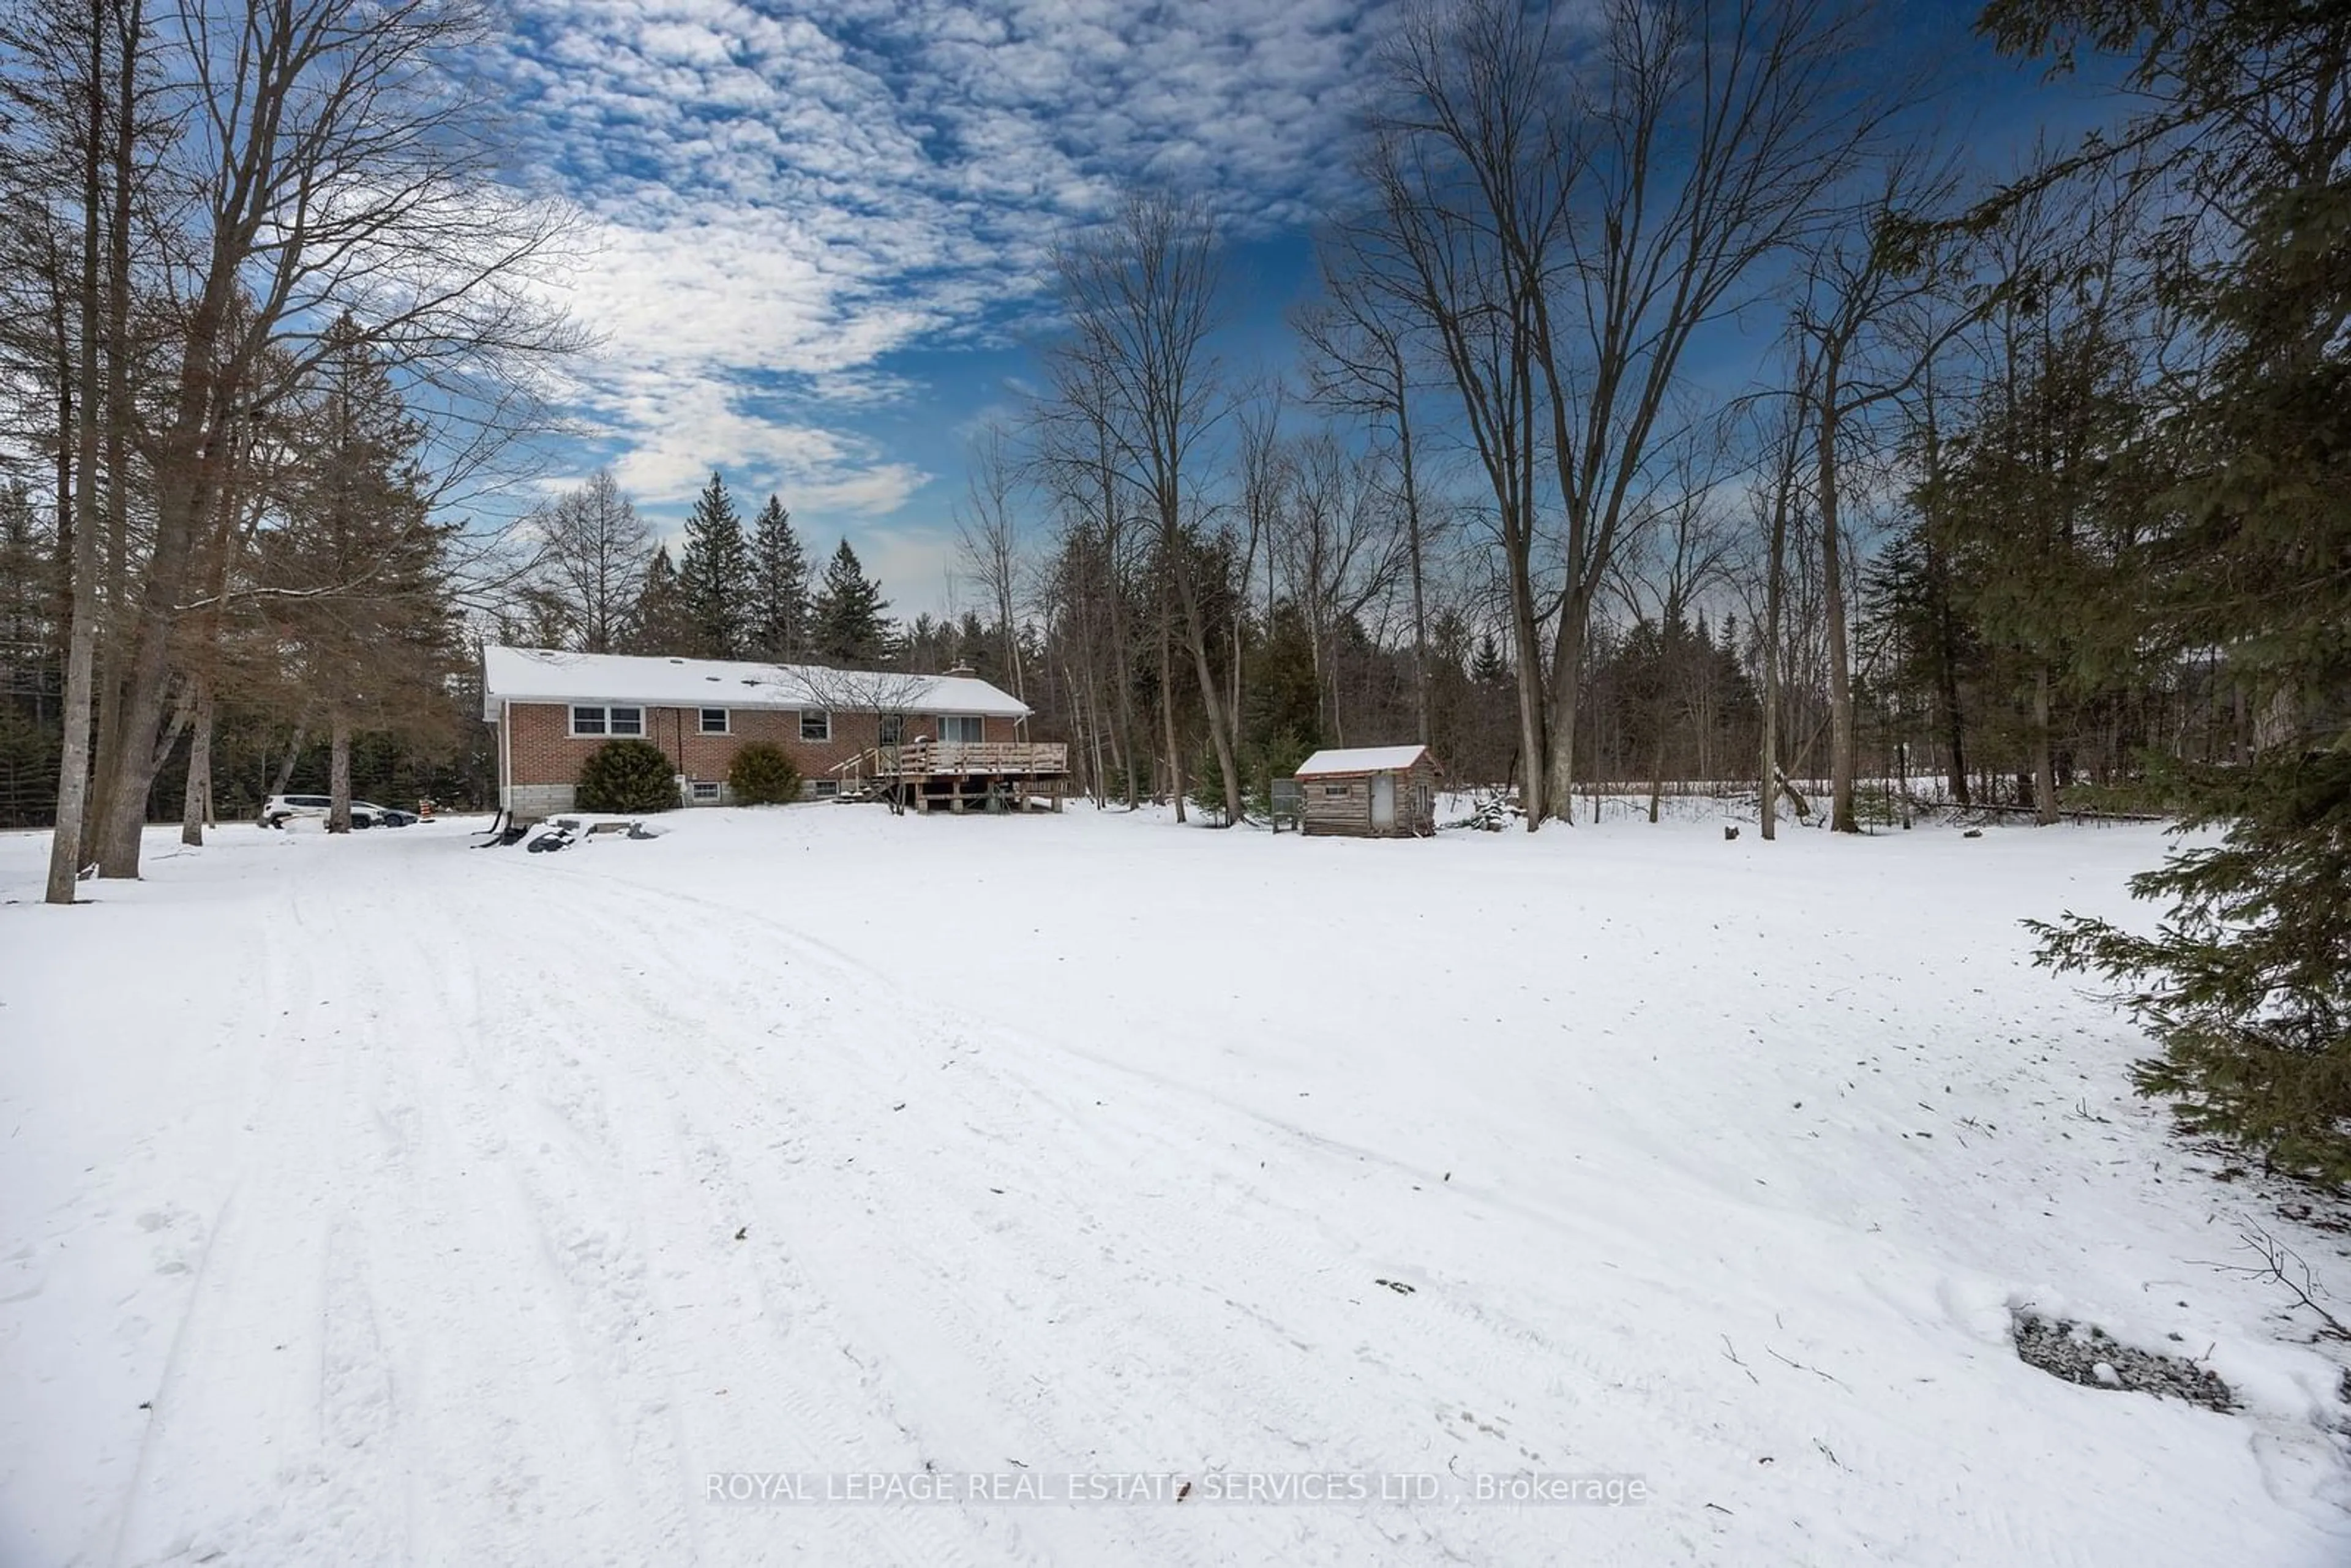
<box><xmin>481</xmin><ymin>858</ymin><xmax>1676</xmax><ymax>1566</ymax></box>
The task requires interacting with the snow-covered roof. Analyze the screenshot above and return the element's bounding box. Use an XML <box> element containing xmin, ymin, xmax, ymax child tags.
<box><xmin>480</xmin><ymin>646</ymin><xmax>1031</xmax><ymax>722</ymax></box>
<box><xmin>1293</xmin><ymin>745</ymin><xmax>1437</xmax><ymax>778</ymax></box>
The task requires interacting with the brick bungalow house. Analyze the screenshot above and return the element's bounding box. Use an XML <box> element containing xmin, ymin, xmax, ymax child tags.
<box><xmin>482</xmin><ymin>645</ymin><xmax>1054</xmax><ymax>817</ymax></box>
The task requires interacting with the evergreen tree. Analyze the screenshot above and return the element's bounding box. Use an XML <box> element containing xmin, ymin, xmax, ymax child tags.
<box><xmin>677</xmin><ymin>471</ymin><xmax>752</xmax><ymax>658</ymax></box>
<box><xmin>261</xmin><ymin>320</ymin><xmax>460</xmax><ymax>831</ymax></box>
<box><xmin>627</xmin><ymin>546</ymin><xmax>694</xmax><ymax>655</ymax></box>
<box><xmin>1990</xmin><ymin>0</ymin><xmax>2351</xmax><ymax>1175</ymax></box>
<box><xmin>748</xmin><ymin>494</ymin><xmax>809</xmax><ymax>662</ymax></box>
<box><xmin>808</xmin><ymin>539</ymin><xmax>890</xmax><ymax>665</ymax></box>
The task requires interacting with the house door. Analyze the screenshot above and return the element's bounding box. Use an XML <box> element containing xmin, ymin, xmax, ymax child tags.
<box><xmin>1370</xmin><ymin>772</ymin><xmax>1397</xmax><ymax>830</ymax></box>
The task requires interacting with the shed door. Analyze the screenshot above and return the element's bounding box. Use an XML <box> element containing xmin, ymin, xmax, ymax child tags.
<box><xmin>1370</xmin><ymin>772</ymin><xmax>1397</xmax><ymax>830</ymax></box>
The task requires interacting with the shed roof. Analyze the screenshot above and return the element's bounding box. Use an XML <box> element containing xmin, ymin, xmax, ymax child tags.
<box><xmin>1293</xmin><ymin>745</ymin><xmax>1437</xmax><ymax>778</ymax></box>
<box><xmin>480</xmin><ymin>646</ymin><xmax>1031</xmax><ymax>722</ymax></box>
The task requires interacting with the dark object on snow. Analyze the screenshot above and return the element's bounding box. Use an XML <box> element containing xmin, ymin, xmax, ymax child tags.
<box><xmin>473</xmin><ymin>808</ymin><xmax>527</xmax><ymax>847</ymax></box>
<box><xmin>1963</xmin><ymin>828</ymin><xmax>1984</xmax><ymax>838</ymax></box>
<box><xmin>2012</xmin><ymin>1311</ymin><xmax>2235</xmax><ymax>1411</ymax></box>
<box><xmin>1374</xmin><ymin>1278</ymin><xmax>1416</xmax><ymax>1296</ymax></box>
<box><xmin>525</xmin><ymin>825</ymin><xmax>576</xmax><ymax>853</ymax></box>
<box><xmin>1724</xmin><ymin>825</ymin><xmax>1741</xmax><ymax>841</ymax></box>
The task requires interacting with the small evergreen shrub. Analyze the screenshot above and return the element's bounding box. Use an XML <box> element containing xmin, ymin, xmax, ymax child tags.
<box><xmin>728</xmin><ymin>742</ymin><xmax>802</xmax><ymax>806</ymax></box>
<box><xmin>2032</xmin><ymin>751</ymin><xmax>2351</xmax><ymax>1180</ymax></box>
<box><xmin>576</xmin><ymin>738</ymin><xmax>678</xmax><ymax>812</ymax></box>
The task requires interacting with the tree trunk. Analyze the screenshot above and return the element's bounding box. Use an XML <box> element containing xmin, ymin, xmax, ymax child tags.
<box><xmin>1398</xmin><ymin>392</ymin><xmax>1432</xmax><ymax>748</ymax></box>
<box><xmin>1544</xmin><ymin>587</ymin><xmax>1589</xmax><ymax>827</ymax></box>
<box><xmin>1761</xmin><ymin>481</ymin><xmax>1788</xmax><ymax>842</ymax></box>
<box><xmin>1169</xmin><ymin>538</ymin><xmax>1242</xmax><ymax>826</ymax></box>
<box><xmin>180</xmin><ymin>680</ymin><xmax>214</xmax><ymax>846</ymax></box>
<box><xmin>2033</xmin><ymin>663</ymin><xmax>2058</xmax><ymax>825</ymax></box>
<box><xmin>45</xmin><ymin>3</ymin><xmax>108</xmax><ymax>906</ymax></box>
<box><xmin>270</xmin><ymin>720</ymin><xmax>309</xmax><ymax>796</ymax></box>
<box><xmin>328</xmin><ymin>714</ymin><xmax>353</xmax><ymax>833</ymax></box>
<box><xmin>1158</xmin><ymin>573</ymin><xmax>1183</xmax><ymax>822</ymax></box>
<box><xmin>1819</xmin><ymin>380</ymin><xmax>1859</xmax><ymax>835</ymax></box>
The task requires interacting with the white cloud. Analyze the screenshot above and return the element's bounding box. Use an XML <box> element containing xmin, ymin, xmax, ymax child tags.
<box><xmin>487</xmin><ymin>0</ymin><xmax>1395</xmax><ymax>607</ymax></box>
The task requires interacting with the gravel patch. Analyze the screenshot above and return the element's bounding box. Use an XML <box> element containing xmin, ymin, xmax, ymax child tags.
<box><xmin>2013</xmin><ymin>1312</ymin><xmax>2237</xmax><ymax>1412</ymax></box>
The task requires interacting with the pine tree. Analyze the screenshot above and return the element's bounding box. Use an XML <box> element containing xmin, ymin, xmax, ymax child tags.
<box><xmin>808</xmin><ymin>539</ymin><xmax>890</xmax><ymax>666</ymax></box>
<box><xmin>748</xmin><ymin>494</ymin><xmax>808</xmax><ymax>662</ymax></box>
<box><xmin>627</xmin><ymin>546</ymin><xmax>694</xmax><ymax>655</ymax></box>
<box><xmin>261</xmin><ymin>320</ymin><xmax>460</xmax><ymax>833</ymax></box>
<box><xmin>677</xmin><ymin>471</ymin><xmax>752</xmax><ymax>658</ymax></box>
<box><xmin>1990</xmin><ymin>0</ymin><xmax>2351</xmax><ymax>1176</ymax></box>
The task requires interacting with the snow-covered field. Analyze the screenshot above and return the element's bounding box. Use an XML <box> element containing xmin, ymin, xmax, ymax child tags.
<box><xmin>3</xmin><ymin>804</ymin><xmax>2347</xmax><ymax>1566</ymax></box>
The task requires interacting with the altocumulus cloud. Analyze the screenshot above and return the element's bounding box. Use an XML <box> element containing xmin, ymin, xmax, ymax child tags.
<box><xmin>483</xmin><ymin>0</ymin><xmax>1393</xmax><ymax>572</ymax></box>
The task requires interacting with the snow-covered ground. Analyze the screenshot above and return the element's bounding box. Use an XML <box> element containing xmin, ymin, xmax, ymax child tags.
<box><xmin>2</xmin><ymin>804</ymin><xmax>2346</xmax><ymax>1566</ymax></box>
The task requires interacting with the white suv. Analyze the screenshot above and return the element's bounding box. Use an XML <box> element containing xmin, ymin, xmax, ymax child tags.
<box><xmin>261</xmin><ymin>795</ymin><xmax>415</xmax><ymax>829</ymax></box>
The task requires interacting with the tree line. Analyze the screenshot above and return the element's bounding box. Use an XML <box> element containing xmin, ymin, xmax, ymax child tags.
<box><xmin>504</xmin><ymin>468</ymin><xmax>896</xmax><ymax>670</ymax></box>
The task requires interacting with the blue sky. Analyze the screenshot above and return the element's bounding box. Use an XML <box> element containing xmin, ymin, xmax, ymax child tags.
<box><xmin>482</xmin><ymin>0</ymin><xmax>2098</xmax><ymax>618</ymax></box>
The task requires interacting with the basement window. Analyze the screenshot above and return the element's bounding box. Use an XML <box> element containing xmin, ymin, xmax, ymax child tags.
<box><xmin>811</xmin><ymin>780</ymin><xmax>839</xmax><ymax>798</ymax></box>
<box><xmin>687</xmin><ymin>779</ymin><xmax>721</xmax><ymax>803</ymax></box>
<box><xmin>699</xmin><ymin>708</ymin><xmax>729</xmax><ymax>734</ymax></box>
<box><xmin>800</xmin><ymin>711</ymin><xmax>831</xmax><ymax>742</ymax></box>
<box><xmin>571</xmin><ymin>704</ymin><xmax>645</xmax><ymax>738</ymax></box>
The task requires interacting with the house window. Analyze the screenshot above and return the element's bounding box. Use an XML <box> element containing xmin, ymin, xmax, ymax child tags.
<box><xmin>571</xmin><ymin>704</ymin><xmax>644</xmax><ymax>738</ymax></box>
<box><xmin>688</xmin><ymin>779</ymin><xmax>721</xmax><ymax>803</ymax></box>
<box><xmin>811</xmin><ymin>779</ymin><xmax>839</xmax><ymax>798</ymax></box>
<box><xmin>879</xmin><ymin>713</ymin><xmax>905</xmax><ymax>746</ymax></box>
<box><xmin>800</xmin><ymin>711</ymin><xmax>831</xmax><ymax>742</ymax></box>
<box><xmin>699</xmin><ymin>708</ymin><xmax>729</xmax><ymax>734</ymax></box>
<box><xmin>939</xmin><ymin>715</ymin><xmax>984</xmax><ymax>745</ymax></box>
<box><xmin>1324</xmin><ymin>782</ymin><xmax>1352</xmax><ymax>798</ymax></box>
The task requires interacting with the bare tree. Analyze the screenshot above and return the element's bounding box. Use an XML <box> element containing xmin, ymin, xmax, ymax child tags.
<box><xmin>29</xmin><ymin>0</ymin><xmax>113</xmax><ymax>900</ymax></box>
<box><xmin>1350</xmin><ymin>0</ymin><xmax>1568</xmax><ymax>823</ymax></box>
<box><xmin>1279</xmin><ymin>432</ymin><xmax>1408</xmax><ymax>745</ymax></box>
<box><xmin>790</xmin><ymin>663</ymin><xmax>954</xmax><ymax>816</ymax></box>
<box><xmin>1034</xmin><ymin>353</ymin><xmax>1147</xmax><ymax>807</ymax></box>
<box><xmin>1298</xmin><ymin>271</ymin><xmax>1441</xmax><ymax>745</ymax></box>
<box><xmin>50</xmin><ymin>0</ymin><xmax>576</xmax><ymax>881</ymax></box>
<box><xmin>1793</xmin><ymin>153</ymin><xmax>1976</xmax><ymax>832</ymax></box>
<box><xmin>1361</xmin><ymin>0</ymin><xmax>1894</xmax><ymax>825</ymax></box>
<box><xmin>533</xmin><ymin>470</ymin><xmax>649</xmax><ymax>653</ymax></box>
<box><xmin>954</xmin><ymin>421</ymin><xmax>1026</xmax><ymax>700</ymax></box>
<box><xmin>1048</xmin><ymin>190</ymin><xmax>1242</xmax><ymax>825</ymax></box>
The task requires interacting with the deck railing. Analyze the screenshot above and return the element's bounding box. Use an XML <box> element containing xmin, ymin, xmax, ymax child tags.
<box><xmin>833</xmin><ymin>740</ymin><xmax>1070</xmax><ymax>787</ymax></box>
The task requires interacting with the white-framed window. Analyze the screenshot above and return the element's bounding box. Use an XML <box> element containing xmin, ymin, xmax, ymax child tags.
<box><xmin>800</xmin><ymin>710</ymin><xmax>831</xmax><ymax>742</ymax></box>
<box><xmin>811</xmin><ymin>779</ymin><xmax>839</xmax><ymax>798</ymax></box>
<box><xmin>687</xmin><ymin>779</ymin><xmax>721</xmax><ymax>803</ymax></box>
<box><xmin>571</xmin><ymin>704</ymin><xmax>644</xmax><ymax>738</ymax></box>
<box><xmin>879</xmin><ymin>713</ymin><xmax>906</xmax><ymax>746</ymax></box>
<box><xmin>938</xmin><ymin>715</ymin><xmax>984</xmax><ymax>745</ymax></box>
<box><xmin>1323</xmin><ymin>782</ymin><xmax>1352</xmax><ymax>798</ymax></box>
<box><xmin>699</xmin><ymin>708</ymin><xmax>729</xmax><ymax>734</ymax></box>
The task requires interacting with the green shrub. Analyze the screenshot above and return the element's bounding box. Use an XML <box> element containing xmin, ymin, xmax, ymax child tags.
<box><xmin>728</xmin><ymin>742</ymin><xmax>802</xmax><ymax>805</ymax></box>
<box><xmin>576</xmin><ymin>738</ymin><xmax>678</xmax><ymax>812</ymax></box>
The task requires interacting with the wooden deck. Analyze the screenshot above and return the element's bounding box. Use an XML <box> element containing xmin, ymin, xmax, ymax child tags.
<box><xmin>832</xmin><ymin>741</ymin><xmax>1071</xmax><ymax>813</ymax></box>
